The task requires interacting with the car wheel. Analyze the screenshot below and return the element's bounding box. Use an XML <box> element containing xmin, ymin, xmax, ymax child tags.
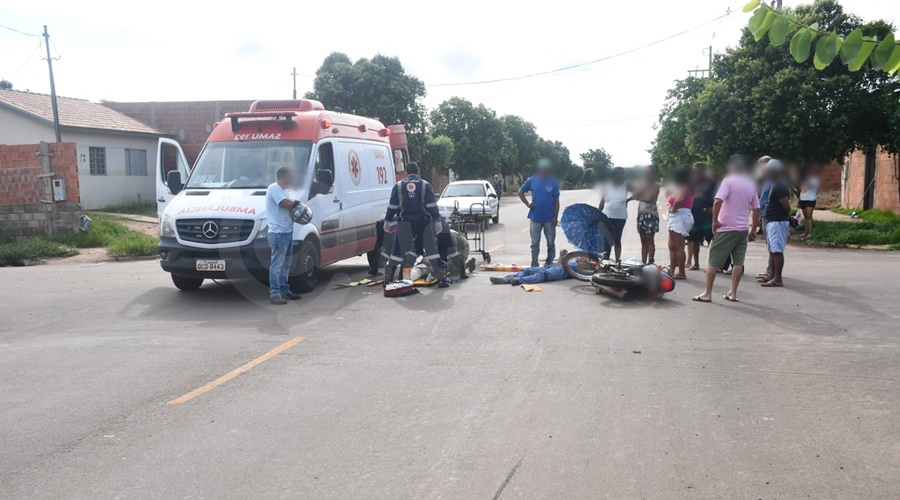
<box><xmin>492</xmin><ymin>207</ymin><xmax>500</xmax><ymax>224</ymax></box>
<box><xmin>171</xmin><ymin>274</ymin><xmax>203</xmax><ymax>291</ymax></box>
<box><xmin>289</xmin><ymin>240</ymin><xmax>319</xmax><ymax>292</ymax></box>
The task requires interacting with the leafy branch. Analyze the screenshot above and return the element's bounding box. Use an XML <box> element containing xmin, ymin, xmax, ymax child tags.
<box><xmin>743</xmin><ymin>0</ymin><xmax>900</xmax><ymax>73</ymax></box>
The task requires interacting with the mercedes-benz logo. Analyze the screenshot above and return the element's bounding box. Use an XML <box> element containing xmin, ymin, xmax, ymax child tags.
<box><xmin>202</xmin><ymin>221</ymin><xmax>219</xmax><ymax>239</ymax></box>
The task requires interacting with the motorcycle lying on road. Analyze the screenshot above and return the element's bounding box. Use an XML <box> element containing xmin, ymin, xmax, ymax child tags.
<box><xmin>561</xmin><ymin>251</ymin><xmax>676</xmax><ymax>301</ymax></box>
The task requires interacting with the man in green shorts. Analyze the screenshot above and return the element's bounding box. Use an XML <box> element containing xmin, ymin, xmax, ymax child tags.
<box><xmin>693</xmin><ymin>155</ymin><xmax>760</xmax><ymax>303</ymax></box>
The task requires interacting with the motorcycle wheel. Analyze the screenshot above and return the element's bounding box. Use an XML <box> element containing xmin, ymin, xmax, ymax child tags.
<box><xmin>561</xmin><ymin>251</ymin><xmax>602</xmax><ymax>282</ymax></box>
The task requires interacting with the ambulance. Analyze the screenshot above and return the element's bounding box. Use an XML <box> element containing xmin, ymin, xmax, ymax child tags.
<box><xmin>155</xmin><ymin>99</ymin><xmax>410</xmax><ymax>291</ymax></box>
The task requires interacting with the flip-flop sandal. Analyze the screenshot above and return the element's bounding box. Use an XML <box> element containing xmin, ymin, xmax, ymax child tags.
<box><xmin>689</xmin><ymin>266</ymin><xmax>700</xmax><ymax>271</ymax></box>
<box><xmin>724</xmin><ymin>294</ymin><xmax>739</xmax><ymax>302</ymax></box>
<box><xmin>755</xmin><ymin>273</ymin><xmax>768</xmax><ymax>279</ymax></box>
<box><xmin>674</xmin><ymin>275</ymin><xmax>687</xmax><ymax>280</ymax></box>
<box><xmin>760</xmin><ymin>282</ymin><xmax>783</xmax><ymax>287</ymax></box>
<box><xmin>692</xmin><ymin>295</ymin><xmax>711</xmax><ymax>303</ymax></box>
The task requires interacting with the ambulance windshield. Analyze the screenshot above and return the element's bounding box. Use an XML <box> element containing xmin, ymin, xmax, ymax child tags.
<box><xmin>185</xmin><ymin>141</ymin><xmax>313</xmax><ymax>189</ymax></box>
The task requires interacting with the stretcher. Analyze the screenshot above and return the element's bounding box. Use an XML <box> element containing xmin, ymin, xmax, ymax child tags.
<box><xmin>448</xmin><ymin>201</ymin><xmax>492</xmax><ymax>263</ymax></box>
<box><xmin>480</xmin><ymin>264</ymin><xmax>525</xmax><ymax>272</ymax></box>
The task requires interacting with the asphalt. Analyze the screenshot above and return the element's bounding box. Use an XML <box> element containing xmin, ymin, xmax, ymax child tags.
<box><xmin>1</xmin><ymin>189</ymin><xmax>899</xmax><ymax>499</ymax></box>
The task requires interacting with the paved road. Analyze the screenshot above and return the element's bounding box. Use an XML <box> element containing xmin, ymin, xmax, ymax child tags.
<box><xmin>2</xmin><ymin>189</ymin><xmax>899</xmax><ymax>499</ymax></box>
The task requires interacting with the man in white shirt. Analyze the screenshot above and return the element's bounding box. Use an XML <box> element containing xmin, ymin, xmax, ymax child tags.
<box><xmin>266</xmin><ymin>166</ymin><xmax>302</xmax><ymax>305</ymax></box>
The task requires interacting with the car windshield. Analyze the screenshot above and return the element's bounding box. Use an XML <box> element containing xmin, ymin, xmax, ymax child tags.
<box><xmin>185</xmin><ymin>141</ymin><xmax>313</xmax><ymax>189</ymax></box>
<box><xmin>442</xmin><ymin>184</ymin><xmax>486</xmax><ymax>197</ymax></box>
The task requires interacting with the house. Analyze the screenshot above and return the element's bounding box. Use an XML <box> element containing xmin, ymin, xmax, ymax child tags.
<box><xmin>0</xmin><ymin>89</ymin><xmax>165</xmax><ymax>209</ymax></box>
<box><xmin>101</xmin><ymin>100</ymin><xmax>254</xmax><ymax>166</ymax></box>
<box><xmin>843</xmin><ymin>148</ymin><xmax>899</xmax><ymax>214</ymax></box>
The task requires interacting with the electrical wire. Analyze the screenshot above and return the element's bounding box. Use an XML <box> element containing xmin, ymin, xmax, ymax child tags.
<box><xmin>0</xmin><ymin>24</ymin><xmax>40</xmax><ymax>37</ymax></box>
<box><xmin>8</xmin><ymin>40</ymin><xmax>43</xmax><ymax>78</ymax></box>
<box><xmin>428</xmin><ymin>9</ymin><xmax>734</xmax><ymax>87</ymax></box>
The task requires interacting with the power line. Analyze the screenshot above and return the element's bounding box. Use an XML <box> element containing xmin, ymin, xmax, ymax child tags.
<box><xmin>7</xmin><ymin>40</ymin><xmax>43</xmax><ymax>78</ymax></box>
<box><xmin>0</xmin><ymin>24</ymin><xmax>40</xmax><ymax>37</ymax></box>
<box><xmin>428</xmin><ymin>8</ymin><xmax>734</xmax><ymax>87</ymax></box>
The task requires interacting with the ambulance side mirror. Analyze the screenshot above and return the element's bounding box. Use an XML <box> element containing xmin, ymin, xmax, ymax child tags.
<box><xmin>310</xmin><ymin>169</ymin><xmax>333</xmax><ymax>198</ymax></box>
<box><xmin>166</xmin><ymin>171</ymin><xmax>183</xmax><ymax>195</ymax></box>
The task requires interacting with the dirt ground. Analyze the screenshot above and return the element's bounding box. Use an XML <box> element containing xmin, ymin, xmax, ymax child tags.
<box><xmin>47</xmin><ymin>214</ymin><xmax>159</xmax><ymax>265</ymax></box>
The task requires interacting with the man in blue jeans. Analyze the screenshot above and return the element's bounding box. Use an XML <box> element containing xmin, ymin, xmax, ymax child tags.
<box><xmin>490</xmin><ymin>250</ymin><xmax>575</xmax><ymax>285</ymax></box>
<box><xmin>265</xmin><ymin>166</ymin><xmax>302</xmax><ymax>305</ymax></box>
<box><xmin>518</xmin><ymin>158</ymin><xmax>560</xmax><ymax>267</ymax></box>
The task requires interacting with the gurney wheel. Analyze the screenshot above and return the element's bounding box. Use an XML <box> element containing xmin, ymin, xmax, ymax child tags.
<box><xmin>484</xmin><ymin>253</ymin><xmax>491</xmax><ymax>264</ymax></box>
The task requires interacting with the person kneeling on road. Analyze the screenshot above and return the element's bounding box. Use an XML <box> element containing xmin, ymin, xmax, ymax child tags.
<box><xmin>266</xmin><ymin>166</ymin><xmax>303</xmax><ymax>305</ymax></box>
<box><xmin>490</xmin><ymin>250</ymin><xmax>573</xmax><ymax>286</ymax></box>
<box><xmin>384</xmin><ymin>163</ymin><xmax>450</xmax><ymax>288</ymax></box>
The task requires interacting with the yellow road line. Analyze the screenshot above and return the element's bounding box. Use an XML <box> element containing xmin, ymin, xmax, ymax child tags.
<box><xmin>488</xmin><ymin>244</ymin><xmax>505</xmax><ymax>253</ymax></box>
<box><xmin>169</xmin><ymin>337</ymin><xmax>305</xmax><ymax>405</ymax></box>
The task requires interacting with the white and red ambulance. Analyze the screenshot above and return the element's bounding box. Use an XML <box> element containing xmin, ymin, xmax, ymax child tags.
<box><xmin>155</xmin><ymin>99</ymin><xmax>410</xmax><ymax>291</ymax></box>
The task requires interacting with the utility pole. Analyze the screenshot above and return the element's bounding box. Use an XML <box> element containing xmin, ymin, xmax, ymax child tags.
<box><xmin>43</xmin><ymin>25</ymin><xmax>61</xmax><ymax>143</ymax></box>
<box><xmin>291</xmin><ymin>67</ymin><xmax>298</xmax><ymax>99</ymax></box>
<box><xmin>687</xmin><ymin>46</ymin><xmax>714</xmax><ymax>78</ymax></box>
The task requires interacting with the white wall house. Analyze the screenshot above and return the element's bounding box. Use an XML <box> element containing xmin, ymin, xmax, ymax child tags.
<box><xmin>0</xmin><ymin>90</ymin><xmax>164</xmax><ymax>209</ymax></box>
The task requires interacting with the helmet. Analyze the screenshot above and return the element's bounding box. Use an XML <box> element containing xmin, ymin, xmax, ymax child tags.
<box><xmin>290</xmin><ymin>203</ymin><xmax>313</xmax><ymax>225</ymax></box>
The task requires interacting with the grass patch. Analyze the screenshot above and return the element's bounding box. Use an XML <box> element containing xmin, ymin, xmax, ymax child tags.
<box><xmin>832</xmin><ymin>208</ymin><xmax>900</xmax><ymax>225</ymax></box>
<box><xmin>806</xmin><ymin>220</ymin><xmax>900</xmax><ymax>247</ymax></box>
<box><xmin>99</xmin><ymin>199</ymin><xmax>157</xmax><ymax>218</ymax></box>
<box><xmin>0</xmin><ymin>238</ymin><xmax>77</xmax><ymax>266</ymax></box>
<box><xmin>58</xmin><ymin>212</ymin><xmax>158</xmax><ymax>258</ymax></box>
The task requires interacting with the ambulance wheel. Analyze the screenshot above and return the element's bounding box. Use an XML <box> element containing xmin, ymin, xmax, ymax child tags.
<box><xmin>290</xmin><ymin>240</ymin><xmax>319</xmax><ymax>292</ymax></box>
<box><xmin>172</xmin><ymin>274</ymin><xmax>203</xmax><ymax>291</ymax></box>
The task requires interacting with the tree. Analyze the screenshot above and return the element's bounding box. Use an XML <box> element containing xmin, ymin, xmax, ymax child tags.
<box><xmin>498</xmin><ymin>115</ymin><xmax>540</xmax><ymax>177</ymax></box>
<box><xmin>649</xmin><ymin>77</ymin><xmax>709</xmax><ymax>176</ymax></box>
<box><xmin>652</xmin><ymin>0</ymin><xmax>897</xmax><ymax>181</ymax></box>
<box><xmin>429</xmin><ymin>97</ymin><xmax>506</xmax><ymax>179</ymax></box>
<box><xmin>580</xmin><ymin>148</ymin><xmax>614</xmax><ymax>183</ymax></box>
<box><xmin>538</xmin><ymin>139</ymin><xmax>582</xmax><ymax>188</ymax></box>
<box><xmin>418</xmin><ymin>135</ymin><xmax>455</xmax><ymax>175</ymax></box>
<box><xmin>305</xmin><ymin>52</ymin><xmax>427</xmax><ymax>133</ymax></box>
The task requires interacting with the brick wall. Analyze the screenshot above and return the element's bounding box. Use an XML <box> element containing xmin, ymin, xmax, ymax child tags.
<box><xmin>818</xmin><ymin>160</ymin><xmax>842</xmax><ymax>192</ymax></box>
<box><xmin>0</xmin><ymin>142</ymin><xmax>82</xmax><ymax>237</ymax></box>
<box><xmin>843</xmin><ymin>148</ymin><xmax>900</xmax><ymax>214</ymax></box>
<box><xmin>102</xmin><ymin>100</ymin><xmax>255</xmax><ymax>165</ymax></box>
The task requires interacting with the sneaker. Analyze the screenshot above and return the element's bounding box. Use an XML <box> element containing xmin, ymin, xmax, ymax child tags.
<box><xmin>509</xmin><ymin>277</ymin><xmax>520</xmax><ymax>286</ymax></box>
<box><xmin>490</xmin><ymin>276</ymin><xmax>509</xmax><ymax>285</ymax></box>
<box><xmin>466</xmin><ymin>258</ymin><xmax>477</xmax><ymax>273</ymax></box>
<box><xmin>270</xmin><ymin>296</ymin><xmax>288</xmax><ymax>305</ymax></box>
<box><xmin>459</xmin><ymin>273</ymin><xmax>469</xmax><ymax>280</ymax></box>
<box><xmin>367</xmin><ymin>268</ymin><xmax>379</xmax><ymax>277</ymax></box>
<box><xmin>282</xmin><ymin>293</ymin><xmax>302</xmax><ymax>301</ymax></box>
<box><xmin>438</xmin><ymin>280</ymin><xmax>449</xmax><ymax>289</ymax></box>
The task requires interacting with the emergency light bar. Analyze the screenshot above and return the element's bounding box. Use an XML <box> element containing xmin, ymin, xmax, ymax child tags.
<box><xmin>226</xmin><ymin>112</ymin><xmax>297</xmax><ymax>132</ymax></box>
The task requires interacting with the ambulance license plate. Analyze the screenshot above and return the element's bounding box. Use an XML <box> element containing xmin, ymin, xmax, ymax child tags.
<box><xmin>196</xmin><ymin>260</ymin><xmax>226</xmax><ymax>271</ymax></box>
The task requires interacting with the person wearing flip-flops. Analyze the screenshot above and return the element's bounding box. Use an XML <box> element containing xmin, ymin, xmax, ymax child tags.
<box><xmin>693</xmin><ymin>155</ymin><xmax>760</xmax><ymax>304</ymax></box>
<box><xmin>757</xmin><ymin>160</ymin><xmax>791</xmax><ymax>288</ymax></box>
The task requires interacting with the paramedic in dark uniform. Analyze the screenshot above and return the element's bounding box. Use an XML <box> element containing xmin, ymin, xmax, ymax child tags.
<box><xmin>384</xmin><ymin>163</ymin><xmax>448</xmax><ymax>287</ymax></box>
<box><xmin>436</xmin><ymin>216</ymin><xmax>468</xmax><ymax>280</ymax></box>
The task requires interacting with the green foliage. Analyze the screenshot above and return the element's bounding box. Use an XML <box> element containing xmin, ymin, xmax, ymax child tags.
<box><xmin>653</xmin><ymin>0</ymin><xmax>899</xmax><ymax>177</ymax></box>
<box><xmin>744</xmin><ymin>1</ymin><xmax>900</xmax><ymax>74</ymax></box>
<box><xmin>806</xmin><ymin>221</ymin><xmax>900</xmax><ymax>247</ymax></box>
<box><xmin>499</xmin><ymin>115</ymin><xmax>541</xmax><ymax>177</ymax></box>
<box><xmin>580</xmin><ymin>148</ymin><xmax>613</xmax><ymax>183</ymax></box>
<box><xmin>833</xmin><ymin>208</ymin><xmax>900</xmax><ymax>225</ymax></box>
<box><xmin>418</xmin><ymin>135</ymin><xmax>455</xmax><ymax>175</ymax></box>
<box><xmin>0</xmin><ymin>238</ymin><xmax>76</xmax><ymax>265</ymax></box>
<box><xmin>59</xmin><ymin>213</ymin><xmax>158</xmax><ymax>258</ymax></box>
<box><xmin>305</xmin><ymin>53</ymin><xmax>427</xmax><ymax>132</ymax></box>
<box><xmin>429</xmin><ymin>97</ymin><xmax>507</xmax><ymax>180</ymax></box>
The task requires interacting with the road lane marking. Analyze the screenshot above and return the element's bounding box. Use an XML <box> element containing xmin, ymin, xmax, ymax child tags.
<box><xmin>168</xmin><ymin>337</ymin><xmax>305</xmax><ymax>405</ymax></box>
<box><xmin>488</xmin><ymin>244</ymin><xmax>505</xmax><ymax>253</ymax></box>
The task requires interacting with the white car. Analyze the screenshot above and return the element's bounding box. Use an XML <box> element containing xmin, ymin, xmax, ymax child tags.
<box><xmin>437</xmin><ymin>180</ymin><xmax>500</xmax><ymax>224</ymax></box>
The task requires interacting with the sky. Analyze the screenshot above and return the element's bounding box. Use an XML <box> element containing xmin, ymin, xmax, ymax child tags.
<box><xmin>1</xmin><ymin>0</ymin><xmax>896</xmax><ymax>167</ymax></box>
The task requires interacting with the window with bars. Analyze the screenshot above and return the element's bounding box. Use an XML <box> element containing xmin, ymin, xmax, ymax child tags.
<box><xmin>89</xmin><ymin>147</ymin><xmax>107</xmax><ymax>176</ymax></box>
<box><xmin>125</xmin><ymin>148</ymin><xmax>148</xmax><ymax>176</ymax></box>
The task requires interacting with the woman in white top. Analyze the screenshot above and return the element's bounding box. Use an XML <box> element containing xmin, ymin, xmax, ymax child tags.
<box><xmin>797</xmin><ymin>166</ymin><xmax>820</xmax><ymax>239</ymax></box>
<box><xmin>598</xmin><ymin>167</ymin><xmax>633</xmax><ymax>262</ymax></box>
